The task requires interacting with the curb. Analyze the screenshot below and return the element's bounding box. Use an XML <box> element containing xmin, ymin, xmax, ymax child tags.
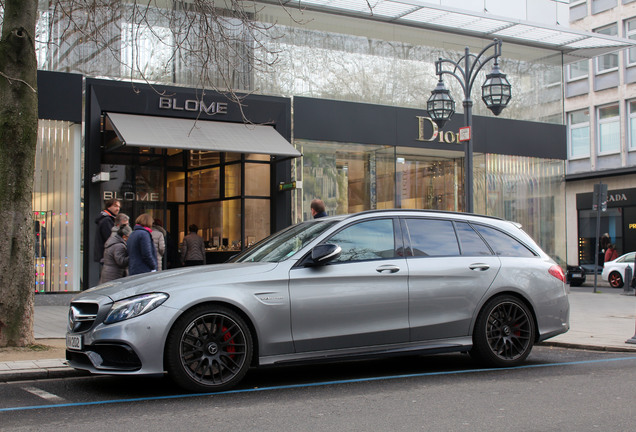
<box><xmin>539</xmin><ymin>341</ymin><xmax>636</xmax><ymax>353</ymax></box>
<box><xmin>0</xmin><ymin>366</ymin><xmax>87</xmax><ymax>383</ymax></box>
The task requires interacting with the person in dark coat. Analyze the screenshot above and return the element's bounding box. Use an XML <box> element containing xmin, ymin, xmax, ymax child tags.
<box><xmin>127</xmin><ymin>213</ymin><xmax>157</xmax><ymax>276</ymax></box>
<box><xmin>94</xmin><ymin>199</ymin><xmax>121</xmax><ymax>264</ymax></box>
<box><xmin>181</xmin><ymin>224</ymin><xmax>206</xmax><ymax>267</ymax></box>
<box><xmin>310</xmin><ymin>198</ymin><xmax>328</xmax><ymax>219</ymax></box>
<box><xmin>100</xmin><ymin>225</ymin><xmax>132</xmax><ymax>284</ymax></box>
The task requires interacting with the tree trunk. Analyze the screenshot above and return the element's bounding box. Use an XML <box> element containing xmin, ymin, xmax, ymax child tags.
<box><xmin>0</xmin><ymin>0</ymin><xmax>39</xmax><ymax>347</ymax></box>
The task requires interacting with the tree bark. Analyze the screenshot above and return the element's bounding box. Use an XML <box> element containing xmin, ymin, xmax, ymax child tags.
<box><xmin>0</xmin><ymin>0</ymin><xmax>38</xmax><ymax>347</ymax></box>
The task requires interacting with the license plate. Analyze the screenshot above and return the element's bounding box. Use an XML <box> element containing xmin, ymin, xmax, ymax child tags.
<box><xmin>571</xmin><ymin>273</ymin><xmax>582</xmax><ymax>278</ymax></box>
<box><xmin>66</xmin><ymin>334</ymin><xmax>82</xmax><ymax>351</ymax></box>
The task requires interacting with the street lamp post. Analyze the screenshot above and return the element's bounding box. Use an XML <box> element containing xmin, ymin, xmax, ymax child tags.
<box><xmin>426</xmin><ymin>39</ymin><xmax>512</xmax><ymax>213</ymax></box>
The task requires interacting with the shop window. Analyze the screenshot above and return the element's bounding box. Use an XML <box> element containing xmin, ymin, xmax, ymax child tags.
<box><xmin>245</xmin><ymin>199</ymin><xmax>271</xmax><ymax>248</ymax></box>
<box><xmin>245</xmin><ymin>163</ymin><xmax>270</xmax><ymax>196</ymax></box>
<box><xmin>225</xmin><ymin>163</ymin><xmax>242</xmax><ymax>197</ymax></box>
<box><xmin>188</xmin><ymin>167</ymin><xmax>220</xmax><ymax>201</ymax></box>
<box><xmin>34</xmin><ymin>120</ymin><xmax>81</xmax><ymax>292</ymax></box>
<box><xmin>597</xmin><ymin>104</ymin><xmax>620</xmax><ymax>154</ymax></box>
<box><xmin>567</xmin><ymin>60</ymin><xmax>588</xmax><ymax>81</ymax></box>
<box><xmin>568</xmin><ymin>109</ymin><xmax>590</xmax><ymax>158</ymax></box>
<box><xmin>167</xmin><ymin>171</ymin><xmax>185</xmax><ymax>202</ymax></box>
<box><xmin>188</xmin><ymin>150</ymin><xmax>220</xmax><ymax>168</ymax></box>
<box><xmin>594</xmin><ymin>24</ymin><xmax>619</xmax><ymax>73</ymax></box>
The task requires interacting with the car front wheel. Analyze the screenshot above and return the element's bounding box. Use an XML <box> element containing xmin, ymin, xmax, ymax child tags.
<box><xmin>608</xmin><ymin>271</ymin><xmax>624</xmax><ymax>288</ymax></box>
<box><xmin>165</xmin><ymin>305</ymin><xmax>253</xmax><ymax>392</ymax></box>
<box><xmin>471</xmin><ymin>296</ymin><xmax>535</xmax><ymax>367</ymax></box>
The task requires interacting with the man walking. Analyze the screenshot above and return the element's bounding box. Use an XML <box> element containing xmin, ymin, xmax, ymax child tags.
<box><xmin>94</xmin><ymin>199</ymin><xmax>121</xmax><ymax>264</ymax></box>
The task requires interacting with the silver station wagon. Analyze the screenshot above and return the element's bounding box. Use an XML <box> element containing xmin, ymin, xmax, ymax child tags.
<box><xmin>66</xmin><ymin>210</ymin><xmax>570</xmax><ymax>392</ymax></box>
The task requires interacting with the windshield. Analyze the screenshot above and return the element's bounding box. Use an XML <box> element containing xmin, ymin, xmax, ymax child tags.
<box><xmin>232</xmin><ymin>219</ymin><xmax>341</xmax><ymax>263</ymax></box>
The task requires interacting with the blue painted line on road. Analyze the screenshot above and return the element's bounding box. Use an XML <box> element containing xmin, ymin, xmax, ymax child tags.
<box><xmin>2</xmin><ymin>355</ymin><xmax>636</xmax><ymax>413</ymax></box>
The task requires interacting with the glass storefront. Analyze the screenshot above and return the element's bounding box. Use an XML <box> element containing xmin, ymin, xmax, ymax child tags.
<box><xmin>294</xmin><ymin>141</ymin><xmax>566</xmax><ymax>261</ymax></box>
<box><xmin>293</xmin><ymin>140</ymin><xmax>466</xmax><ymax>221</ymax></box>
<box><xmin>100</xmin><ymin>147</ymin><xmax>271</xmax><ymax>266</ymax></box>
<box><xmin>33</xmin><ymin>120</ymin><xmax>82</xmax><ymax>292</ymax></box>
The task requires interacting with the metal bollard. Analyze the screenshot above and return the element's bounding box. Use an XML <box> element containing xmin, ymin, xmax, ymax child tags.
<box><xmin>627</xmin><ymin>319</ymin><xmax>636</xmax><ymax>344</ymax></box>
<box><xmin>624</xmin><ymin>266</ymin><xmax>634</xmax><ymax>295</ymax></box>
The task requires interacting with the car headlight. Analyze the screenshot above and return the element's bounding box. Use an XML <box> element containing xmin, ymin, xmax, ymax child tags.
<box><xmin>104</xmin><ymin>293</ymin><xmax>169</xmax><ymax>325</ymax></box>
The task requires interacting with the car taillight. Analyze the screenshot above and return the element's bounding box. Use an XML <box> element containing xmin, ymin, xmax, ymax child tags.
<box><xmin>549</xmin><ymin>265</ymin><xmax>565</xmax><ymax>282</ymax></box>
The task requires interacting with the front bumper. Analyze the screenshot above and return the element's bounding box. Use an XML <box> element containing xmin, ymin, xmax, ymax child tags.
<box><xmin>66</xmin><ymin>303</ymin><xmax>179</xmax><ymax>376</ymax></box>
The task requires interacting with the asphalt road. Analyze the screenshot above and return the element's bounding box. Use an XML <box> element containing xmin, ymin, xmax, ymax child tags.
<box><xmin>1</xmin><ymin>346</ymin><xmax>636</xmax><ymax>431</ymax></box>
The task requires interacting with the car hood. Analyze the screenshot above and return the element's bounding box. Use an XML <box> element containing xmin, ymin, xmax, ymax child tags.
<box><xmin>75</xmin><ymin>262</ymin><xmax>280</xmax><ymax>302</ymax></box>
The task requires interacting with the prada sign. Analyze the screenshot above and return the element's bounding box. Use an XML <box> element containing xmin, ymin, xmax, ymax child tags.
<box><xmin>416</xmin><ymin>116</ymin><xmax>461</xmax><ymax>144</ymax></box>
<box><xmin>159</xmin><ymin>97</ymin><xmax>228</xmax><ymax>115</ymax></box>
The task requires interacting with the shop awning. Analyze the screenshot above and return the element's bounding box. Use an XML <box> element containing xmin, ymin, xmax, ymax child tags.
<box><xmin>105</xmin><ymin>112</ymin><xmax>301</xmax><ymax>158</ymax></box>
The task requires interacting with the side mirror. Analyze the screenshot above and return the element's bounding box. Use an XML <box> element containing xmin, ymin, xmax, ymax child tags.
<box><xmin>311</xmin><ymin>243</ymin><xmax>341</xmax><ymax>265</ymax></box>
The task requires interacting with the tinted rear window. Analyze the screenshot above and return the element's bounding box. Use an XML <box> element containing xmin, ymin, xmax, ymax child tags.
<box><xmin>455</xmin><ymin>222</ymin><xmax>492</xmax><ymax>256</ymax></box>
<box><xmin>472</xmin><ymin>224</ymin><xmax>536</xmax><ymax>257</ymax></box>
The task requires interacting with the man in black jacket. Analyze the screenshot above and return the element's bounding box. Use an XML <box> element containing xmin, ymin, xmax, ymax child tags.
<box><xmin>94</xmin><ymin>199</ymin><xmax>121</xmax><ymax>264</ymax></box>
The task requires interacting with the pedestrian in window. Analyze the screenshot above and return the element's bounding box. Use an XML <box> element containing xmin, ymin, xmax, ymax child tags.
<box><xmin>310</xmin><ymin>198</ymin><xmax>327</xmax><ymax>219</ymax></box>
<box><xmin>100</xmin><ymin>225</ymin><xmax>132</xmax><ymax>284</ymax></box>
<box><xmin>94</xmin><ymin>199</ymin><xmax>121</xmax><ymax>265</ymax></box>
<box><xmin>151</xmin><ymin>219</ymin><xmax>166</xmax><ymax>271</ymax></box>
<box><xmin>108</xmin><ymin>212</ymin><xmax>130</xmax><ymax>240</ymax></box>
<box><xmin>181</xmin><ymin>224</ymin><xmax>206</xmax><ymax>267</ymax></box>
<box><xmin>127</xmin><ymin>213</ymin><xmax>158</xmax><ymax>275</ymax></box>
<box><xmin>605</xmin><ymin>243</ymin><xmax>618</xmax><ymax>263</ymax></box>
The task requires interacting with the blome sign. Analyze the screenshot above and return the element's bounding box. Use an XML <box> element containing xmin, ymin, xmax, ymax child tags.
<box><xmin>416</xmin><ymin>116</ymin><xmax>462</xmax><ymax>144</ymax></box>
<box><xmin>159</xmin><ymin>96</ymin><xmax>228</xmax><ymax>115</ymax></box>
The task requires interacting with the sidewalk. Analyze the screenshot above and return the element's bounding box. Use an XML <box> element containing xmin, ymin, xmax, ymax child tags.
<box><xmin>1</xmin><ymin>283</ymin><xmax>636</xmax><ymax>382</ymax></box>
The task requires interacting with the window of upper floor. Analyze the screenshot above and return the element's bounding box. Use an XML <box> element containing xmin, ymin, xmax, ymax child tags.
<box><xmin>567</xmin><ymin>59</ymin><xmax>589</xmax><ymax>81</ymax></box>
<box><xmin>568</xmin><ymin>109</ymin><xmax>591</xmax><ymax>159</ymax></box>
<box><xmin>595</xmin><ymin>24</ymin><xmax>619</xmax><ymax>74</ymax></box>
<box><xmin>628</xmin><ymin>100</ymin><xmax>636</xmax><ymax>150</ymax></box>
<box><xmin>597</xmin><ymin>103</ymin><xmax>620</xmax><ymax>154</ymax></box>
<box><xmin>625</xmin><ymin>18</ymin><xmax>636</xmax><ymax>66</ymax></box>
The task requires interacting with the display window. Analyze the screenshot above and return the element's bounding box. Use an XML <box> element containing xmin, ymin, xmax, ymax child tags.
<box><xmin>100</xmin><ymin>147</ymin><xmax>271</xmax><ymax>265</ymax></box>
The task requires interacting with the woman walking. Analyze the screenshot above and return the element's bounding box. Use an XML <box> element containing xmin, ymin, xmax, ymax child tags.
<box><xmin>99</xmin><ymin>225</ymin><xmax>132</xmax><ymax>284</ymax></box>
<box><xmin>127</xmin><ymin>213</ymin><xmax>158</xmax><ymax>275</ymax></box>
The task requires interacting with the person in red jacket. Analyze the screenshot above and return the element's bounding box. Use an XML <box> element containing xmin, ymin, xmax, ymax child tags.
<box><xmin>605</xmin><ymin>244</ymin><xmax>618</xmax><ymax>263</ymax></box>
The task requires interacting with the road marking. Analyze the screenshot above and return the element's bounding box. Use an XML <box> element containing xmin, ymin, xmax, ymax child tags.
<box><xmin>2</xmin><ymin>355</ymin><xmax>636</xmax><ymax>412</ymax></box>
<box><xmin>21</xmin><ymin>386</ymin><xmax>66</xmax><ymax>403</ymax></box>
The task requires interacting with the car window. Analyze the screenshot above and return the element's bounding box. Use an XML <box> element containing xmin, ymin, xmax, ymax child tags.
<box><xmin>618</xmin><ymin>253</ymin><xmax>635</xmax><ymax>263</ymax></box>
<box><xmin>472</xmin><ymin>224</ymin><xmax>536</xmax><ymax>257</ymax></box>
<box><xmin>455</xmin><ymin>222</ymin><xmax>493</xmax><ymax>256</ymax></box>
<box><xmin>233</xmin><ymin>219</ymin><xmax>340</xmax><ymax>263</ymax></box>
<box><xmin>327</xmin><ymin>219</ymin><xmax>396</xmax><ymax>262</ymax></box>
<box><xmin>403</xmin><ymin>218</ymin><xmax>459</xmax><ymax>256</ymax></box>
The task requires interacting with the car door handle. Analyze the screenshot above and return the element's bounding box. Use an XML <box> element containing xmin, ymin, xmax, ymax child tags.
<box><xmin>469</xmin><ymin>263</ymin><xmax>490</xmax><ymax>271</ymax></box>
<box><xmin>376</xmin><ymin>265</ymin><xmax>400</xmax><ymax>273</ymax></box>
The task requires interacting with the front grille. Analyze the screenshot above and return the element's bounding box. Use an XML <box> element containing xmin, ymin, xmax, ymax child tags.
<box><xmin>66</xmin><ymin>343</ymin><xmax>142</xmax><ymax>371</ymax></box>
<box><xmin>68</xmin><ymin>302</ymin><xmax>99</xmax><ymax>332</ymax></box>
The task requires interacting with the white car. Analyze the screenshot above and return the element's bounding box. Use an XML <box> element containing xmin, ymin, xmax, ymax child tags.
<box><xmin>601</xmin><ymin>252</ymin><xmax>636</xmax><ymax>288</ymax></box>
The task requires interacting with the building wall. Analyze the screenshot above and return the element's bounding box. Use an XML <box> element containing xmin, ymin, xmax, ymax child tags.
<box><xmin>566</xmin><ymin>0</ymin><xmax>636</xmax><ymax>264</ymax></box>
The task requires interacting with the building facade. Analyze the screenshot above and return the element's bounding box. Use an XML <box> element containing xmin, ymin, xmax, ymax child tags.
<box><xmin>25</xmin><ymin>0</ymin><xmax>632</xmax><ymax>291</ymax></box>
<box><xmin>566</xmin><ymin>0</ymin><xmax>636</xmax><ymax>269</ymax></box>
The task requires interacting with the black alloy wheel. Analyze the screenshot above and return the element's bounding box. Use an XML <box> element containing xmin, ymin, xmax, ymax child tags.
<box><xmin>471</xmin><ymin>295</ymin><xmax>535</xmax><ymax>367</ymax></box>
<box><xmin>608</xmin><ymin>271</ymin><xmax>624</xmax><ymax>288</ymax></box>
<box><xmin>166</xmin><ymin>305</ymin><xmax>253</xmax><ymax>392</ymax></box>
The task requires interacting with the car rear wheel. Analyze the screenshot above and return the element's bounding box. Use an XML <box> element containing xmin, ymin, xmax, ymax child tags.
<box><xmin>165</xmin><ymin>305</ymin><xmax>253</xmax><ymax>392</ymax></box>
<box><xmin>471</xmin><ymin>295</ymin><xmax>535</xmax><ymax>367</ymax></box>
<box><xmin>608</xmin><ymin>271</ymin><xmax>624</xmax><ymax>288</ymax></box>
